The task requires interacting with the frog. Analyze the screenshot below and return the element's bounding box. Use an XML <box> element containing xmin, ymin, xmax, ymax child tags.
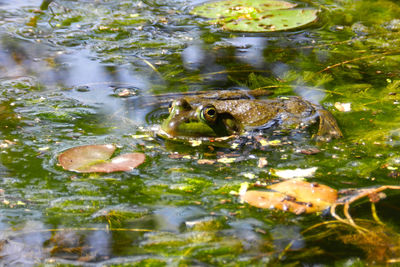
<box><xmin>159</xmin><ymin>91</ymin><xmax>343</xmax><ymax>141</ymax></box>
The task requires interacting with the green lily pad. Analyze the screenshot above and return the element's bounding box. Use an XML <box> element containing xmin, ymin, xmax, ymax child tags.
<box><xmin>58</xmin><ymin>144</ymin><xmax>145</xmax><ymax>173</ymax></box>
<box><xmin>190</xmin><ymin>0</ymin><xmax>318</xmax><ymax>32</ymax></box>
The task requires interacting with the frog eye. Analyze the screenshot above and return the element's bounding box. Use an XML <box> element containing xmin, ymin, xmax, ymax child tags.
<box><xmin>201</xmin><ymin>105</ymin><xmax>217</xmax><ymax>123</ymax></box>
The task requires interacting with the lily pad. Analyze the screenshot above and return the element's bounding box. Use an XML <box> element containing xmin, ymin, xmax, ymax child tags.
<box><xmin>58</xmin><ymin>144</ymin><xmax>145</xmax><ymax>173</ymax></box>
<box><xmin>190</xmin><ymin>0</ymin><xmax>318</xmax><ymax>32</ymax></box>
<box><xmin>243</xmin><ymin>180</ymin><xmax>337</xmax><ymax>214</ymax></box>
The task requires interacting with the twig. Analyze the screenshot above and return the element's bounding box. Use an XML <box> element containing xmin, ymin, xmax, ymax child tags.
<box><xmin>371</xmin><ymin>202</ymin><xmax>384</xmax><ymax>225</ymax></box>
<box><xmin>330</xmin><ymin>185</ymin><xmax>400</xmax><ymax>232</ymax></box>
<box><xmin>178</xmin><ymin>69</ymin><xmax>270</xmax><ymax>82</ymax></box>
<box><xmin>317</xmin><ymin>51</ymin><xmax>400</xmax><ymax>74</ymax></box>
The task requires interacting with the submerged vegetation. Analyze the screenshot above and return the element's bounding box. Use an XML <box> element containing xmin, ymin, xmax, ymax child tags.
<box><xmin>0</xmin><ymin>0</ymin><xmax>399</xmax><ymax>265</ymax></box>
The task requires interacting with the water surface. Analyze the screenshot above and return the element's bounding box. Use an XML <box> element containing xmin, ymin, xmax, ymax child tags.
<box><xmin>0</xmin><ymin>0</ymin><xmax>400</xmax><ymax>265</ymax></box>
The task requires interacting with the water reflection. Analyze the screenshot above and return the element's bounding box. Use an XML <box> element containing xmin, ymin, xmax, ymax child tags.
<box><xmin>60</xmin><ymin>49</ymin><xmax>149</xmax><ymax>113</ymax></box>
<box><xmin>224</xmin><ymin>37</ymin><xmax>267</xmax><ymax>68</ymax></box>
<box><xmin>0</xmin><ymin>0</ymin><xmax>43</xmax><ymax>11</ymax></box>
<box><xmin>87</xmin><ymin>230</ymin><xmax>110</xmax><ymax>259</ymax></box>
<box><xmin>0</xmin><ymin>221</ymin><xmax>49</xmax><ymax>265</ymax></box>
<box><xmin>181</xmin><ymin>42</ymin><xmax>205</xmax><ymax>71</ymax></box>
<box><xmin>153</xmin><ymin>206</ymin><xmax>206</xmax><ymax>232</ymax></box>
<box><xmin>294</xmin><ymin>85</ymin><xmax>326</xmax><ymax>104</ymax></box>
<box><xmin>0</xmin><ymin>33</ymin><xmax>153</xmax><ymax>125</ymax></box>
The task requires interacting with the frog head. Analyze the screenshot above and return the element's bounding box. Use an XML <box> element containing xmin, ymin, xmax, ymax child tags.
<box><xmin>160</xmin><ymin>98</ymin><xmax>241</xmax><ymax>137</ymax></box>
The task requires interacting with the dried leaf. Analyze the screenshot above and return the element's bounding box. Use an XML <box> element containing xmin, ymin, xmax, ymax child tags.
<box><xmin>243</xmin><ymin>190</ymin><xmax>309</xmax><ymax>214</ymax></box>
<box><xmin>243</xmin><ymin>180</ymin><xmax>337</xmax><ymax>214</ymax></box>
<box><xmin>197</xmin><ymin>159</ymin><xmax>216</xmax><ymax>165</ymax></box>
<box><xmin>269</xmin><ymin>180</ymin><xmax>338</xmax><ymax>212</ymax></box>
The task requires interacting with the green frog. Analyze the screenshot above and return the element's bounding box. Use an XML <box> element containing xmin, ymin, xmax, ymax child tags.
<box><xmin>159</xmin><ymin>91</ymin><xmax>342</xmax><ymax>141</ymax></box>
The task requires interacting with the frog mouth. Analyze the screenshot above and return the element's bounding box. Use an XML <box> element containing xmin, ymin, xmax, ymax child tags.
<box><xmin>156</xmin><ymin>128</ymin><xmax>237</xmax><ymax>145</ymax></box>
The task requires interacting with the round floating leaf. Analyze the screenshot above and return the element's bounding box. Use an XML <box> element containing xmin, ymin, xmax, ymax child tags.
<box><xmin>220</xmin><ymin>9</ymin><xmax>318</xmax><ymax>32</ymax></box>
<box><xmin>58</xmin><ymin>144</ymin><xmax>116</xmax><ymax>171</ymax></box>
<box><xmin>58</xmin><ymin>144</ymin><xmax>145</xmax><ymax>173</ymax></box>
<box><xmin>190</xmin><ymin>0</ymin><xmax>318</xmax><ymax>32</ymax></box>
<box><xmin>191</xmin><ymin>0</ymin><xmax>297</xmax><ymax>19</ymax></box>
<box><xmin>243</xmin><ymin>180</ymin><xmax>337</xmax><ymax>214</ymax></box>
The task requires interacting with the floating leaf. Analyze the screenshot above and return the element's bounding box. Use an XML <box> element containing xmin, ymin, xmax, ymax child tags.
<box><xmin>243</xmin><ymin>180</ymin><xmax>337</xmax><ymax>214</ymax></box>
<box><xmin>334</xmin><ymin>102</ymin><xmax>352</xmax><ymax>112</ymax></box>
<box><xmin>58</xmin><ymin>144</ymin><xmax>145</xmax><ymax>173</ymax></box>
<box><xmin>191</xmin><ymin>0</ymin><xmax>318</xmax><ymax>32</ymax></box>
<box><xmin>259</xmin><ymin>139</ymin><xmax>281</xmax><ymax>147</ymax></box>
<box><xmin>269</xmin><ymin>180</ymin><xmax>338</xmax><ymax>212</ymax></box>
<box><xmin>243</xmin><ymin>190</ymin><xmax>309</xmax><ymax>214</ymax></box>
<box><xmin>192</xmin><ymin>0</ymin><xmax>297</xmax><ymax>19</ymax></box>
<box><xmin>299</xmin><ymin>148</ymin><xmax>320</xmax><ymax>155</ymax></box>
<box><xmin>271</xmin><ymin>167</ymin><xmax>317</xmax><ymax>179</ymax></box>
<box><xmin>197</xmin><ymin>159</ymin><xmax>216</xmax><ymax>165</ymax></box>
<box><xmin>258</xmin><ymin>157</ymin><xmax>268</xmax><ymax>168</ymax></box>
<box><xmin>242</xmin><ymin>172</ymin><xmax>256</xmax><ymax>179</ymax></box>
<box><xmin>217</xmin><ymin>157</ymin><xmax>236</xmax><ymax>164</ymax></box>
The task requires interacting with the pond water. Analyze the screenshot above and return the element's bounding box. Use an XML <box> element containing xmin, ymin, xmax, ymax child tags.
<box><xmin>0</xmin><ymin>0</ymin><xmax>400</xmax><ymax>265</ymax></box>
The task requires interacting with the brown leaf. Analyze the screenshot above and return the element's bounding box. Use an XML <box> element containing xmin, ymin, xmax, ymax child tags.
<box><xmin>243</xmin><ymin>180</ymin><xmax>338</xmax><ymax>214</ymax></box>
<box><xmin>197</xmin><ymin>159</ymin><xmax>216</xmax><ymax>165</ymax></box>
<box><xmin>300</xmin><ymin>148</ymin><xmax>320</xmax><ymax>155</ymax></box>
<box><xmin>269</xmin><ymin>180</ymin><xmax>337</xmax><ymax>213</ymax></box>
<box><xmin>243</xmin><ymin>190</ymin><xmax>309</xmax><ymax>214</ymax></box>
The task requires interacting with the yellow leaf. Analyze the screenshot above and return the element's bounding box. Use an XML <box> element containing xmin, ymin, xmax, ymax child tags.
<box><xmin>189</xmin><ymin>140</ymin><xmax>202</xmax><ymax>147</ymax></box>
<box><xmin>271</xmin><ymin>167</ymin><xmax>317</xmax><ymax>179</ymax></box>
<box><xmin>217</xmin><ymin>157</ymin><xmax>236</xmax><ymax>164</ymax></box>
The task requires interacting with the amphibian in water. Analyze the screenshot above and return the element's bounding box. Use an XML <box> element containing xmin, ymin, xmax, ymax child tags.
<box><xmin>160</xmin><ymin>93</ymin><xmax>342</xmax><ymax>141</ymax></box>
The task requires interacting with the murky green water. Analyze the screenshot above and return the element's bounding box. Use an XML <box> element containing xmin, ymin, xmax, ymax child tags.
<box><xmin>0</xmin><ymin>0</ymin><xmax>400</xmax><ymax>265</ymax></box>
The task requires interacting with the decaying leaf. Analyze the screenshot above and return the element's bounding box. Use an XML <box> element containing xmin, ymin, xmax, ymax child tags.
<box><xmin>58</xmin><ymin>144</ymin><xmax>145</xmax><ymax>173</ymax></box>
<box><xmin>243</xmin><ymin>180</ymin><xmax>337</xmax><ymax>214</ymax></box>
<box><xmin>243</xmin><ymin>190</ymin><xmax>308</xmax><ymax>214</ymax></box>
<box><xmin>269</xmin><ymin>180</ymin><xmax>338</xmax><ymax>212</ymax></box>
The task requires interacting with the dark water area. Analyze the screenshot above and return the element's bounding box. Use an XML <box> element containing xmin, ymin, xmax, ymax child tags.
<box><xmin>0</xmin><ymin>0</ymin><xmax>400</xmax><ymax>265</ymax></box>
